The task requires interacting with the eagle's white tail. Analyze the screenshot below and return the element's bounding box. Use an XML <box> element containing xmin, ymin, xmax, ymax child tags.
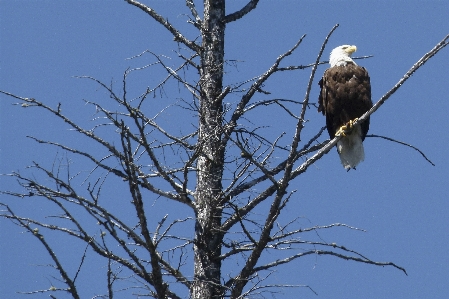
<box><xmin>337</xmin><ymin>125</ymin><xmax>365</xmax><ymax>171</ymax></box>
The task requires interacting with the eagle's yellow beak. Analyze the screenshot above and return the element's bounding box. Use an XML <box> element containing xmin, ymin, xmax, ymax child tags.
<box><xmin>345</xmin><ymin>45</ymin><xmax>357</xmax><ymax>54</ymax></box>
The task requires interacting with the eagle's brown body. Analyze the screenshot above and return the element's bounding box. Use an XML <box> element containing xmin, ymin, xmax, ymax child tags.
<box><xmin>318</xmin><ymin>63</ymin><xmax>372</xmax><ymax>140</ymax></box>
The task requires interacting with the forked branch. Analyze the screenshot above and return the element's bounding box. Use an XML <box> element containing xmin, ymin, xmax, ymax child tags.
<box><xmin>126</xmin><ymin>0</ymin><xmax>201</xmax><ymax>52</ymax></box>
<box><xmin>223</xmin><ymin>34</ymin><xmax>307</xmax><ymax>147</ymax></box>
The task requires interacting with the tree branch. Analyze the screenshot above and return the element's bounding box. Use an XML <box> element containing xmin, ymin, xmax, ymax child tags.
<box><xmin>222</xmin><ymin>34</ymin><xmax>306</xmax><ymax>147</ymax></box>
<box><xmin>125</xmin><ymin>0</ymin><xmax>201</xmax><ymax>53</ymax></box>
<box><xmin>368</xmin><ymin>134</ymin><xmax>435</xmax><ymax>166</ymax></box>
<box><xmin>279</xmin><ymin>24</ymin><xmax>339</xmax><ymax>195</ymax></box>
<box><xmin>120</xmin><ymin>127</ymin><xmax>168</xmax><ymax>298</ymax></box>
<box><xmin>185</xmin><ymin>0</ymin><xmax>202</xmax><ymax>28</ymax></box>
<box><xmin>252</xmin><ymin>249</ymin><xmax>407</xmax><ymax>275</ymax></box>
<box><xmin>224</xmin><ymin>0</ymin><xmax>260</xmax><ymax>23</ymax></box>
<box><xmin>2</xmin><ymin>204</ymin><xmax>80</xmax><ymax>298</ymax></box>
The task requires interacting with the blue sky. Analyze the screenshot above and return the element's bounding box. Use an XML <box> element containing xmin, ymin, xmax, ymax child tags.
<box><xmin>1</xmin><ymin>1</ymin><xmax>448</xmax><ymax>298</ymax></box>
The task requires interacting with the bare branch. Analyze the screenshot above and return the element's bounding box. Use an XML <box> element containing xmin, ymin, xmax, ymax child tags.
<box><xmin>299</xmin><ymin>24</ymin><xmax>339</xmax><ymax>124</ymax></box>
<box><xmin>125</xmin><ymin>0</ymin><xmax>201</xmax><ymax>53</ymax></box>
<box><xmin>244</xmin><ymin>98</ymin><xmax>303</xmax><ymax>119</ymax></box>
<box><xmin>73</xmin><ymin>244</ymin><xmax>89</xmax><ymax>284</ymax></box>
<box><xmin>228</xmin><ymin>191</ymin><xmax>294</xmax><ymax>298</ymax></box>
<box><xmin>125</xmin><ymin>115</ymin><xmax>195</xmax><ymax>206</ymax></box>
<box><xmin>367</xmin><ymin>134</ymin><xmax>435</xmax><ymax>166</ymax></box>
<box><xmin>121</xmin><ymin>134</ymin><xmax>168</xmax><ymax>298</ymax></box>
<box><xmin>2</xmin><ymin>205</ymin><xmax>81</xmax><ymax>299</ymax></box>
<box><xmin>230</xmin><ymin>135</ymin><xmax>279</xmax><ymax>188</ymax></box>
<box><xmin>79</xmin><ymin>74</ymin><xmax>197</xmax><ymax>151</ymax></box>
<box><xmin>276</xmin><ymin>55</ymin><xmax>373</xmax><ymax>71</ymax></box>
<box><xmin>26</xmin><ymin>136</ymin><xmax>126</xmax><ymax>178</ymax></box>
<box><xmin>271</xmin><ymin>222</ymin><xmax>366</xmax><ymax>242</ymax></box>
<box><xmin>252</xmin><ymin>249</ymin><xmax>407</xmax><ymax>275</ymax></box>
<box><xmin>224</xmin><ymin>0</ymin><xmax>260</xmax><ymax>23</ymax></box>
<box><xmin>147</xmin><ymin>51</ymin><xmax>201</xmax><ymax>99</ymax></box>
<box><xmin>2</xmin><ymin>161</ymin><xmax>191</xmax><ymax>296</ymax></box>
<box><xmin>2</xmin><ymin>94</ymin><xmax>131</xmax><ymax>168</ymax></box>
<box><xmin>223</xmin><ymin>34</ymin><xmax>307</xmax><ymax>147</ymax></box>
<box><xmin>185</xmin><ymin>0</ymin><xmax>202</xmax><ymax>28</ymax></box>
<box><xmin>281</xmin><ymin>24</ymin><xmax>339</xmax><ymax>179</ymax></box>
<box><xmin>222</xmin><ymin>126</ymin><xmax>325</xmax><ymax>208</ymax></box>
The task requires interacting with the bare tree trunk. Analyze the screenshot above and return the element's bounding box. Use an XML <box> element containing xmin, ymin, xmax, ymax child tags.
<box><xmin>192</xmin><ymin>1</ymin><xmax>226</xmax><ymax>298</ymax></box>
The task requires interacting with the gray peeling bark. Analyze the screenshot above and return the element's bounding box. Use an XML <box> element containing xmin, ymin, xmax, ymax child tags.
<box><xmin>191</xmin><ymin>1</ymin><xmax>226</xmax><ymax>298</ymax></box>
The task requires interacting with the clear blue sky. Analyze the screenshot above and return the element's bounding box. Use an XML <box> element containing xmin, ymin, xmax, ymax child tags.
<box><xmin>1</xmin><ymin>1</ymin><xmax>448</xmax><ymax>298</ymax></box>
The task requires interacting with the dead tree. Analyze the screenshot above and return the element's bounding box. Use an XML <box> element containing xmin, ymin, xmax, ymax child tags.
<box><xmin>1</xmin><ymin>1</ymin><xmax>448</xmax><ymax>298</ymax></box>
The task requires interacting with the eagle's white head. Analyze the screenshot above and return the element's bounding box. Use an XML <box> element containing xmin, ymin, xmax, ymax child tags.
<box><xmin>329</xmin><ymin>45</ymin><xmax>357</xmax><ymax>67</ymax></box>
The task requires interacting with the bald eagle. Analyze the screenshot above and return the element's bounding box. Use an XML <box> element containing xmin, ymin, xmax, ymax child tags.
<box><xmin>318</xmin><ymin>45</ymin><xmax>373</xmax><ymax>170</ymax></box>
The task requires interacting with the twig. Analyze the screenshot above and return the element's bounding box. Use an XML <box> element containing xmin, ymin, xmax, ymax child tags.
<box><xmin>276</xmin><ymin>55</ymin><xmax>372</xmax><ymax>71</ymax></box>
<box><xmin>367</xmin><ymin>134</ymin><xmax>435</xmax><ymax>166</ymax></box>
<box><xmin>252</xmin><ymin>249</ymin><xmax>407</xmax><ymax>275</ymax></box>
<box><xmin>125</xmin><ymin>0</ymin><xmax>201</xmax><ymax>52</ymax></box>
<box><xmin>185</xmin><ymin>0</ymin><xmax>202</xmax><ymax>27</ymax></box>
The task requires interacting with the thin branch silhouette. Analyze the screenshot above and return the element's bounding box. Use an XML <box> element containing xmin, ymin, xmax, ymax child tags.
<box><xmin>367</xmin><ymin>134</ymin><xmax>435</xmax><ymax>166</ymax></box>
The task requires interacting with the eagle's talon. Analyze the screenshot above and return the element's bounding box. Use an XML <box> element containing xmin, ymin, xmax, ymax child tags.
<box><xmin>335</xmin><ymin>126</ymin><xmax>347</xmax><ymax>137</ymax></box>
<box><xmin>336</xmin><ymin>118</ymin><xmax>360</xmax><ymax>137</ymax></box>
<box><xmin>348</xmin><ymin>118</ymin><xmax>358</xmax><ymax>129</ymax></box>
